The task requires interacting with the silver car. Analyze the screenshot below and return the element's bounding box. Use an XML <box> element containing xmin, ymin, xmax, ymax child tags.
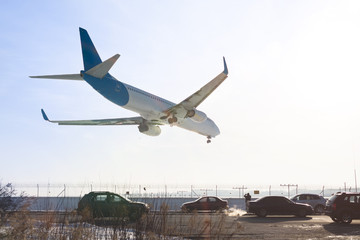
<box><xmin>290</xmin><ymin>194</ymin><xmax>326</xmax><ymax>213</ymax></box>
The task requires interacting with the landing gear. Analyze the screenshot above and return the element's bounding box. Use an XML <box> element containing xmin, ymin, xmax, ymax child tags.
<box><xmin>207</xmin><ymin>136</ymin><xmax>211</xmax><ymax>144</ymax></box>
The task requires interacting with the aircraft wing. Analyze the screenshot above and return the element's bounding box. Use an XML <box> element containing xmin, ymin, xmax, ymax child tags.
<box><xmin>41</xmin><ymin>109</ymin><xmax>162</xmax><ymax>126</ymax></box>
<box><xmin>164</xmin><ymin>57</ymin><xmax>228</xmax><ymax>118</ymax></box>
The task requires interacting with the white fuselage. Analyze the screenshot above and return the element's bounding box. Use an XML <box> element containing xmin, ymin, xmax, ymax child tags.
<box><xmin>122</xmin><ymin>82</ymin><xmax>220</xmax><ymax>137</ymax></box>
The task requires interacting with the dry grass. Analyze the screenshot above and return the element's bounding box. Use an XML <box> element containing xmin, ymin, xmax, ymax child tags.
<box><xmin>0</xmin><ymin>202</ymin><xmax>242</xmax><ymax>239</ymax></box>
<box><xmin>0</xmin><ymin>185</ymin><xmax>242</xmax><ymax>239</ymax></box>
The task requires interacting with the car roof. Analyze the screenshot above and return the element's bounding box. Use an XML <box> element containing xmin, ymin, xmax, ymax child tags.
<box><xmin>336</xmin><ymin>192</ymin><xmax>360</xmax><ymax>195</ymax></box>
<box><xmin>293</xmin><ymin>193</ymin><xmax>321</xmax><ymax>196</ymax></box>
<box><xmin>85</xmin><ymin>191</ymin><xmax>121</xmax><ymax>196</ymax></box>
<box><xmin>257</xmin><ymin>196</ymin><xmax>287</xmax><ymax>201</ymax></box>
<box><xmin>196</xmin><ymin>196</ymin><xmax>220</xmax><ymax>199</ymax></box>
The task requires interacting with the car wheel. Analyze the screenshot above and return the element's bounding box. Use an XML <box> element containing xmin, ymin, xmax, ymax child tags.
<box><xmin>297</xmin><ymin>209</ymin><xmax>307</xmax><ymax>218</ymax></box>
<box><xmin>257</xmin><ymin>208</ymin><xmax>267</xmax><ymax>217</ymax></box>
<box><xmin>340</xmin><ymin>211</ymin><xmax>352</xmax><ymax>224</ymax></box>
<box><xmin>314</xmin><ymin>205</ymin><xmax>325</xmax><ymax>214</ymax></box>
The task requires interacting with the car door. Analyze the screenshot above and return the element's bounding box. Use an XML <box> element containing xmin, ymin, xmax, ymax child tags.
<box><xmin>93</xmin><ymin>193</ymin><xmax>110</xmax><ymax>217</ymax></box>
<box><xmin>355</xmin><ymin>195</ymin><xmax>360</xmax><ymax>218</ymax></box>
<box><xmin>199</xmin><ymin>197</ymin><xmax>209</xmax><ymax>210</ymax></box>
<box><xmin>108</xmin><ymin>193</ymin><xmax>128</xmax><ymax>217</ymax></box>
<box><xmin>276</xmin><ymin>198</ymin><xmax>294</xmax><ymax>215</ymax></box>
<box><xmin>208</xmin><ymin>197</ymin><xmax>217</xmax><ymax>210</ymax></box>
<box><xmin>265</xmin><ymin>197</ymin><xmax>283</xmax><ymax>214</ymax></box>
<box><xmin>347</xmin><ymin>195</ymin><xmax>360</xmax><ymax>218</ymax></box>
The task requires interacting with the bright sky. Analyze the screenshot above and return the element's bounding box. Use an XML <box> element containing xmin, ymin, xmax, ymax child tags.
<box><xmin>1</xmin><ymin>0</ymin><xmax>360</xmax><ymax>193</ymax></box>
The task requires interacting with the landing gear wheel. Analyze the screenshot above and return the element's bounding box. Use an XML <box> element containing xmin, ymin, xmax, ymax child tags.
<box><xmin>207</xmin><ymin>136</ymin><xmax>211</xmax><ymax>144</ymax></box>
<box><xmin>168</xmin><ymin>117</ymin><xmax>178</xmax><ymax>124</ymax></box>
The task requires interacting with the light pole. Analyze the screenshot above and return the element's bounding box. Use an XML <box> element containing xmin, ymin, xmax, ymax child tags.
<box><xmin>233</xmin><ymin>185</ymin><xmax>247</xmax><ymax>198</ymax></box>
<box><xmin>280</xmin><ymin>184</ymin><xmax>298</xmax><ymax>198</ymax></box>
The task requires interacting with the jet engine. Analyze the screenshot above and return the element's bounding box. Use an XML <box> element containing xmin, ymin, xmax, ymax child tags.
<box><xmin>187</xmin><ymin>109</ymin><xmax>207</xmax><ymax>123</ymax></box>
<box><xmin>138</xmin><ymin>123</ymin><xmax>161</xmax><ymax>136</ymax></box>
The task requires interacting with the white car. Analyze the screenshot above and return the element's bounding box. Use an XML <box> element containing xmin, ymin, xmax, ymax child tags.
<box><xmin>290</xmin><ymin>194</ymin><xmax>326</xmax><ymax>213</ymax></box>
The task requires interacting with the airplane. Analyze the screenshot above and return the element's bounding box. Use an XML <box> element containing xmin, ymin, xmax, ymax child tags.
<box><xmin>30</xmin><ymin>28</ymin><xmax>228</xmax><ymax>143</ymax></box>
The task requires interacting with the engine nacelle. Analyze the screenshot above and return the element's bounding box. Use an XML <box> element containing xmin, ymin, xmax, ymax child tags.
<box><xmin>138</xmin><ymin>123</ymin><xmax>161</xmax><ymax>136</ymax></box>
<box><xmin>187</xmin><ymin>109</ymin><xmax>207</xmax><ymax>123</ymax></box>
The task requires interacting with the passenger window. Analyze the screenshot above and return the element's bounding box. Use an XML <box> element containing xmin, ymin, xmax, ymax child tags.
<box><xmin>209</xmin><ymin>198</ymin><xmax>216</xmax><ymax>202</ymax></box>
<box><xmin>199</xmin><ymin>198</ymin><xmax>207</xmax><ymax>203</ymax></box>
<box><xmin>299</xmin><ymin>195</ymin><xmax>306</xmax><ymax>200</ymax></box>
<box><xmin>109</xmin><ymin>195</ymin><xmax>122</xmax><ymax>202</ymax></box>
<box><xmin>349</xmin><ymin>196</ymin><xmax>357</xmax><ymax>203</ymax></box>
<box><xmin>95</xmin><ymin>194</ymin><xmax>107</xmax><ymax>201</ymax></box>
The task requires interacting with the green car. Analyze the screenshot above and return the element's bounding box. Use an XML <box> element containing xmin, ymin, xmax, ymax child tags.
<box><xmin>77</xmin><ymin>191</ymin><xmax>149</xmax><ymax>222</ymax></box>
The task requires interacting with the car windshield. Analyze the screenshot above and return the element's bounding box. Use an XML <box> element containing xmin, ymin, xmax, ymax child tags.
<box><xmin>121</xmin><ymin>195</ymin><xmax>133</xmax><ymax>202</ymax></box>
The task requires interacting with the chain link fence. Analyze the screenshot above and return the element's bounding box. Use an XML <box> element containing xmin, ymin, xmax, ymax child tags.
<box><xmin>10</xmin><ymin>183</ymin><xmax>352</xmax><ymax>198</ymax></box>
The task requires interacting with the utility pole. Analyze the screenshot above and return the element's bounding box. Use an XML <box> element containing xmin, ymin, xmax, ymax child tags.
<box><xmin>280</xmin><ymin>184</ymin><xmax>298</xmax><ymax>198</ymax></box>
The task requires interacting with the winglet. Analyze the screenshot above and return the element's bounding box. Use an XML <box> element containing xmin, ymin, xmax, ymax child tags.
<box><xmin>223</xmin><ymin>57</ymin><xmax>228</xmax><ymax>75</ymax></box>
<box><xmin>41</xmin><ymin>109</ymin><xmax>49</xmax><ymax>121</ymax></box>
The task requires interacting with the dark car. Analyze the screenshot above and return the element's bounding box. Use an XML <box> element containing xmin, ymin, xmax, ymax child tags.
<box><xmin>325</xmin><ymin>192</ymin><xmax>360</xmax><ymax>224</ymax></box>
<box><xmin>290</xmin><ymin>193</ymin><xmax>326</xmax><ymax>213</ymax></box>
<box><xmin>77</xmin><ymin>191</ymin><xmax>149</xmax><ymax>222</ymax></box>
<box><xmin>181</xmin><ymin>196</ymin><xmax>228</xmax><ymax>212</ymax></box>
<box><xmin>248</xmin><ymin>196</ymin><xmax>313</xmax><ymax>217</ymax></box>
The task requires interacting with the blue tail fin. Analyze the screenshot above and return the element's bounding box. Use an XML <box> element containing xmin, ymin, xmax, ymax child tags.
<box><xmin>79</xmin><ymin>28</ymin><xmax>102</xmax><ymax>71</ymax></box>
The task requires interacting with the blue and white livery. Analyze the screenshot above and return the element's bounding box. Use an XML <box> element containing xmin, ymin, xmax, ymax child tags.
<box><xmin>31</xmin><ymin>28</ymin><xmax>228</xmax><ymax>143</ymax></box>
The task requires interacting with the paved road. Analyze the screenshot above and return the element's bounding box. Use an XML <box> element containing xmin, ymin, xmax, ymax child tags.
<box><xmin>25</xmin><ymin>211</ymin><xmax>360</xmax><ymax>239</ymax></box>
<box><xmin>236</xmin><ymin>214</ymin><xmax>360</xmax><ymax>239</ymax></box>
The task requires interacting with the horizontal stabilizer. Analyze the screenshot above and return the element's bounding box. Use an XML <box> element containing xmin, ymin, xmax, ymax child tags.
<box><xmin>30</xmin><ymin>74</ymin><xmax>83</xmax><ymax>80</ymax></box>
<box><xmin>85</xmin><ymin>54</ymin><xmax>120</xmax><ymax>79</ymax></box>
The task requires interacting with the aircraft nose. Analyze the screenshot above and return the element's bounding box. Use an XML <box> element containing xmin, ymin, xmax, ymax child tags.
<box><xmin>213</xmin><ymin>124</ymin><xmax>220</xmax><ymax>136</ymax></box>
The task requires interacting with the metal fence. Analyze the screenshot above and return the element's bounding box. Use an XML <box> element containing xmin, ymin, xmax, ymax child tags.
<box><xmin>10</xmin><ymin>183</ymin><xmax>353</xmax><ymax>198</ymax></box>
